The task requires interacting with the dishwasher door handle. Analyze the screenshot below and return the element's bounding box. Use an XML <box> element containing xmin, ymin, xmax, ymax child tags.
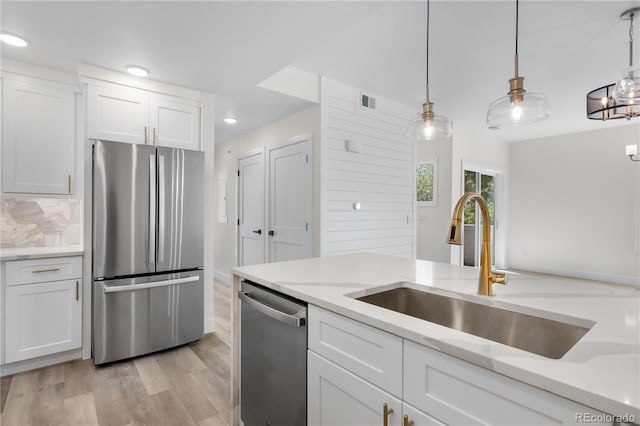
<box><xmin>239</xmin><ymin>291</ymin><xmax>306</xmax><ymax>327</ymax></box>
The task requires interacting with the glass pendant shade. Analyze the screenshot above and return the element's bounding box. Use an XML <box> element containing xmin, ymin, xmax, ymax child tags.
<box><xmin>613</xmin><ymin>64</ymin><xmax>640</xmax><ymax>105</ymax></box>
<box><xmin>408</xmin><ymin>112</ymin><xmax>453</xmax><ymax>141</ymax></box>
<box><xmin>486</xmin><ymin>92</ymin><xmax>550</xmax><ymax>129</ymax></box>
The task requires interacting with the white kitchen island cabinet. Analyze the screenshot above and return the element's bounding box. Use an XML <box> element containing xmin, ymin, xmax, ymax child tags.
<box><xmin>87</xmin><ymin>81</ymin><xmax>201</xmax><ymax>150</ymax></box>
<box><xmin>308</xmin><ymin>305</ymin><xmax>609</xmax><ymax>426</ymax></box>
<box><xmin>1</xmin><ymin>73</ymin><xmax>77</xmax><ymax>194</ymax></box>
<box><xmin>3</xmin><ymin>256</ymin><xmax>82</xmax><ymax>364</ymax></box>
<box><xmin>308</xmin><ymin>351</ymin><xmax>402</xmax><ymax>426</ymax></box>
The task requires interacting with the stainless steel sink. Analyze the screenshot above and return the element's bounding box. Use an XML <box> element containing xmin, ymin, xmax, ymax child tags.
<box><xmin>356</xmin><ymin>287</ymin><xmax>593</xmax><ymax>359</ymax></box>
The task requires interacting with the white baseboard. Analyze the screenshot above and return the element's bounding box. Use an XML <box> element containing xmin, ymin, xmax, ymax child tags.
<box><xmin>214</xmin><ymin>270</ymin><xmax>231</xmax><ymax>285</ymax></box>
<box><xmin>1</xmin><ymin>349</ymin><xmax>82</xmax><ymax>376</ymax></box>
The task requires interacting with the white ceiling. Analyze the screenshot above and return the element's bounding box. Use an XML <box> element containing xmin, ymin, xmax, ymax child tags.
<box><xmin>2</xmin><ymin>1</ymin><xmax>639</xmax><ymax>144</ymax></box>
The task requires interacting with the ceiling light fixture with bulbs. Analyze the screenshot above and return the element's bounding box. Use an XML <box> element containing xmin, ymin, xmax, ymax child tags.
<box><xmin>0</xmin><ymin>32</ymin><xmax>29</xmax><ymax>47</ymax></box>
<box><xmin>407</xmin><ymin>0</ymin><xmax>452</xmax><ymax>142</ymax></box>
<box><xmin>223</xmin><ymin>117</ymin><xmax>237</xmax><ymax>125</ymax></box>
<box><xmin>587</xmin><ymin>8</ymin><xmax>640</xmax><ymax>121</ymax></box>
<box><xmin>126</xmin><ymin>65</ymin><xmax>149</xmax><ymax>77</ymax></box>
<box><xmin>486</xmin><ymin>0</ymin><xmax>550</xmax><ymax>129</ymax></box>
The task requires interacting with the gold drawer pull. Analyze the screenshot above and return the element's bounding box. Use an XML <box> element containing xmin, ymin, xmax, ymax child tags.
<box><xmin>32</xmin><ymin>268</ymin><xmax>61</xmax><ymax>274</ymax></box>
<box><xmin>144</xmin><ymin>126</ymin><xmax>148</xmax><ymax>144</ymax></box>
<box><xmin>68</xmin><ymin>175</ymin><xmax>72</xmax><ymax>193</ymax></box>
<box><xmin>383</xmin><ymin>403</ymin><xmax>394</xmax><ymax>426</ymax></box>
<box><xmin>404</xmin><ymin>415</ymin><xmax>414</xmax><ymax>426</ymax></box>
<box><xmin>153</xmin><ymin>127</ymin><xmax>156</xmax><ymax>145</ymax></box>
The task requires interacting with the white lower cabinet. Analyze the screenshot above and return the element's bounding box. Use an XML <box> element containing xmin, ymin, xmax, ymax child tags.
<box><xmin>5</xmin><ymin>279</ymin><xmax>82</xmax><ymax>363</ymax></box>
<box><xmin>3</xmin><ymin>256</ymin><xmax>83</xmax><ymax>364</ymax></box>
<box><xmin>308</xmin><ymin>351</ymin><xmax>402</xmax><ymax>426</ymax></box>
<box><xmin>308</xmin><ymin>306</ymin><xmax>611</xmax><ymax>426</ymax></box>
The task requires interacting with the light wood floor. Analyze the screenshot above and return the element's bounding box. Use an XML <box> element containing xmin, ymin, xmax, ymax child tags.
<box><xmin>0</xmin><ymin>280</ymin><xmax>232</xmax><ymax>426</ymax></box>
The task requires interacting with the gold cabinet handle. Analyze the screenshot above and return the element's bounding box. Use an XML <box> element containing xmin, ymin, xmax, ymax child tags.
<box><xmin>68</xmin><ymin>175</ymin><xmax>72</xmax><ymax>193</ymax></box>
<box><xmin>404</xmin><ymin>415</ymin><xmax>414</xmax><ymax>426</ymax></box>
<box><xmin>75</xmin><ymin>280</ymin><xmax>79</xmax><ymax>301</ymax></box>
<box><xmin>144</xmin><ymin>126</ymin><xmax>148</xmax><ymax>144</ymax></box>
<box><xmin>32</xmin><ymin>268</ymin><xmax>61</xmax><ymax>274</ymax></box>
<box><xmin>153</xmin><ymin>127</ymin><xmax>156</xmax><ymax>145</ymax></box>
<box><xmin>383</xmin><ymin>403</ymin><xmax>394</xmax><ymax>426</ymax></box>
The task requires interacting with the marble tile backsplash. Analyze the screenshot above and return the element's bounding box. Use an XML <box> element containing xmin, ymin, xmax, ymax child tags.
<box><xmin>0</xmin><ymin>197</ymin><xmax>82</xmax><ymax>248</ymax></box>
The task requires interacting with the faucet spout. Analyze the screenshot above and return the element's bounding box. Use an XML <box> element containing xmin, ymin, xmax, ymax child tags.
<box><xmin>448</xmin><ymin>192</ymin><xmax>507</xmax><ymax>296</ymax></box>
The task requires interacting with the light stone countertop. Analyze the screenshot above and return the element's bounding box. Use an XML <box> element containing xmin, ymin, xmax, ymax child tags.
<box><xmin>0</xmin><ymin>246</ymin><xmax>84</xmax><ymax>261</ymax></box>
<box><xmin>231</xmin><ymin>253</ymin><xmax>640</xmax><ymax>420</ymax></box>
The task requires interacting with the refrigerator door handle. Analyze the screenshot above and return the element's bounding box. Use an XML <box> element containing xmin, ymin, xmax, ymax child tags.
<box><xmin>103</xmin><ymin>275</ymin><xmax>200</xmax><ymax>293</ymax></box>
<box><xmin>149</xmin><ymin>154</ymin><xmax>156</xmax><ymax>264</ymax></box>
<box><xmin>158</xmin><ymin>154</ymin><xmax>166</xmax><ymax>263</ymax></box>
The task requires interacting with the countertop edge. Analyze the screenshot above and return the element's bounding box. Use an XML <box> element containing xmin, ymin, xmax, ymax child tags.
<box><xmin>0</xmin><ymin>247</ymin><xmax>85</xmax><ymax>261</ymax></box>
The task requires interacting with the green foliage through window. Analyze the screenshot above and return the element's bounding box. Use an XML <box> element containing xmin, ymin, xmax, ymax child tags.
<box><xmin>416</xmin><ymin>163</ymin><xmax>434</xmax><ymax>203</ymax></box>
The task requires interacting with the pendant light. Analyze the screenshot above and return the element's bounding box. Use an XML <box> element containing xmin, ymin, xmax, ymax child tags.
<box><xmin>613</xmin><ymin>8</ymin><xmax>640</xmax><ymax>107</ymax></box>
<box><xmin>408</xmin><ymin>0</ymin><xmax>452</xmax><ymax>141</ymax></box>
<box><xmin>586</xmin><ymin>8</ymin><xmax>640</xmax><ymax>121</ymax></box>
<box><xmin>486</xmin><ymin>0</ymin><xmax>550</xmax><ymax>129</ymax></box>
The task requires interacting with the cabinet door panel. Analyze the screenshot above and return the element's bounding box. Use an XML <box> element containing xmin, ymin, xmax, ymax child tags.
<box><xmin>403</xmin><ymin>402</ymin><xmax>447</xmax><ymax>426</ymax></box>
<box><xmin>404</xmin><ymin>341</ymin><xmax>607</xmax><ymax>426</ymax></box>
<box><xmin>5</xmin><ymin>279</ymin><xmax>82</xmax><ymax>362</ymax></box>
<box><xmin>2</xmin><ymin>76</ymin><xmax>76</xmax><ymax>194</ymax></box>
<box><xmin>308</xmin><ymin>351</ymin><xmax>402</xmax><ymax>426</ymax></box>
<box><xmin>149</xmin><ymin>97</ymin><xmax>200</xmax><ymax>150</ymax></box>
<box><xmin>87</xmin><ymin>84</ymin><xmax>148</xmax><ymax>144</ymax></box>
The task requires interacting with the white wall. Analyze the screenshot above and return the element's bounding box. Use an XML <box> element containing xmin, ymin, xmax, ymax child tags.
<box><xmin>213</xmin><ymin>105</ymin><xmax>321</xmax><ymax>283</ymax></box>
<box><xmin>320</xmin><ymin>77</ymin><xmax>415</xmax><ymax>257</ymax></box>
<box><xmin>416</xmin><ymin>136</ymin><xmax>452</xmax><ymax>263</ymax></box>
<box><xmin>507</xmin><ymin>125</ymin><xmax>640</xmax><ymax>285</ymax></box>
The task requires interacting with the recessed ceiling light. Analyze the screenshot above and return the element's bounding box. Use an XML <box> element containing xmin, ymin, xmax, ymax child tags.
<box><xmin>0</xmin><ymin>32</ymin><xmax>29</xmax><ymax>47</ymax></box>
<box><xmin>224</xmin><ymin>117</ymin><xmax>237</xmax><ymax>125</ymax></box>
<box><xmin>126</xmin><ymin>65</ymin><xmax>149</xmax><ymax>77</ymax></box>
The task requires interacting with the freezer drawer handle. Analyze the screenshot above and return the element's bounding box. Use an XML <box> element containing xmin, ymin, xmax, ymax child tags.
<box><xmin>239</xmin><ymin>291</ymin><xmax>305</xmax><ymax>327</ymax></box>
<box><xmin>103</xmin><ymin>276</ymin><xmax>200</xmax><ymax>293</ymax></box>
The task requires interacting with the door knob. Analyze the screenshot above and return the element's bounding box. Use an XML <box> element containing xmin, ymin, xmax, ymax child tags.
<box><xmin>252</xmin><ymin>229</ymin><xmax>262</xmax><ymax>235</ymax></box>
<box><xmin>268</xmin><ymin>230</ymin><xmax>275</xmax><ymax>236</ymax></box>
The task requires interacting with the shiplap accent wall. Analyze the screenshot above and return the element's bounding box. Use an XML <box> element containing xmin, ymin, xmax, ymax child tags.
<box><xmin>320</xmin><ymin>77</ymin><xmax>415</xmax><ymax>257</ymax></box>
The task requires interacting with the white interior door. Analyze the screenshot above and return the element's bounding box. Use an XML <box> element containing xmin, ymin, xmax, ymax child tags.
<box><xmin>237</xmin><ymin>153</ymin><xmax>265</xmax><ymax>266</ymax></box>
<box><xmin>267</xmin><ymin>139</ymin><xmax>312</xmax><ymax>262</ymax></box>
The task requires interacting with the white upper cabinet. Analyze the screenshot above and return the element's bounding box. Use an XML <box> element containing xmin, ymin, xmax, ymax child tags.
<box><xmin>87</xmin><ymin>84</ymin><xmax>149</xmax><ymax>144</ymax></box>
<box><xmin>87</xmin><ymin>82</ymin><xmax>201</xmax><ymax>150</ymax></box>
<box><xmin>2</xmin><ymin>74</ymin><xmax>77</xmax><ymax>194</ymax></box>
<box><xmin>149</xmin><ymin>96</ymin><xmax>201</xmax><ymax>150</ymax></box>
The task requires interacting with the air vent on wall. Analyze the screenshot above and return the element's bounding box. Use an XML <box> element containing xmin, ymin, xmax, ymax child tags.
<box><xmin>361</xmin><ymin>94</ymin><xmax>376</xmax><ymax>109</ymax></box>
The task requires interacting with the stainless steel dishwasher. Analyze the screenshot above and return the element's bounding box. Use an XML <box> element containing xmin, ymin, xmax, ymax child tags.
<box><xmin>239</xmin><ymin>280</ymin><xmax>307</xmax><ymax>426</ymax></box>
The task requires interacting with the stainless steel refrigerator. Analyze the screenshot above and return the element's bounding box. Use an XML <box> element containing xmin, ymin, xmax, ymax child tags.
<box><xmin>92</xmin><ymin>140</ymin><xmax>204</xmax><ymax>365</ymax></box>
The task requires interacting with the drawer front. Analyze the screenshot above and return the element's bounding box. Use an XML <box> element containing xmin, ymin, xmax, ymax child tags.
<box><xmin>404</xmin><ymin>341</ymin><xmax>607</xmax><ymax>426</ymax></box>
<box><xmin>5</xmin><ymin>256</ymin><xmax>82</xmax><ymax>286</ymax></box>
<box><xmin>308</xmin><ymin>305</ymin><xmax>403</xmax><ymax>397</ymax></box>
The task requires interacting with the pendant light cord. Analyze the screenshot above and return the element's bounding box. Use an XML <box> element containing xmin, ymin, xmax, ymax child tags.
<box><xmin>425</xmin><ymin>0</ymin><xmax>430</xmax><ymax>102</ymax></box>
<box><xmin>514</xmin><ymin>0</ymin><xmax>519</xmax><ymax>77</ymax></box>
<box><xmin>630</xmin><ymin>12</ymin><xmax>635</xmax><ymax>67</ymax></box>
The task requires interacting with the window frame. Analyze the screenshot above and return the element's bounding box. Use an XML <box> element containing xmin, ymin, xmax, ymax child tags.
<box><xmin>416</xmin><ymin>158</ymin><xmax>438</xmax><ymax>208</ymax></box>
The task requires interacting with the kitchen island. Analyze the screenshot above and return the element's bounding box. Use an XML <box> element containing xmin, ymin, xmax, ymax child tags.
<box><xmin>230</xmin><ymin>253</ymin><xmax>640</xmax><ymax>425</ymax></box>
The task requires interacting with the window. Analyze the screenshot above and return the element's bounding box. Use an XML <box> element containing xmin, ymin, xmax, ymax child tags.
<box><xmin>416</xmin><ymin>160</ymin><xmax>437</xmax><ymax>207</ymax></box>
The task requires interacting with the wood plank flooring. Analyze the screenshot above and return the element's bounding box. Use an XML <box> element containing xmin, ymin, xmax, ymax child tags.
<box><xmin>0</xmin><ymin>280</ymin><xmax>232</xmax><ymax>426</ymax></box>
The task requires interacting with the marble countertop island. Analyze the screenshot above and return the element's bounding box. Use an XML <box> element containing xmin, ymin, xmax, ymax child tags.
<box><xmin>231</xmin><ymin>253</ymin><xmax>640</xmax><ymax>421</ymax></box>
